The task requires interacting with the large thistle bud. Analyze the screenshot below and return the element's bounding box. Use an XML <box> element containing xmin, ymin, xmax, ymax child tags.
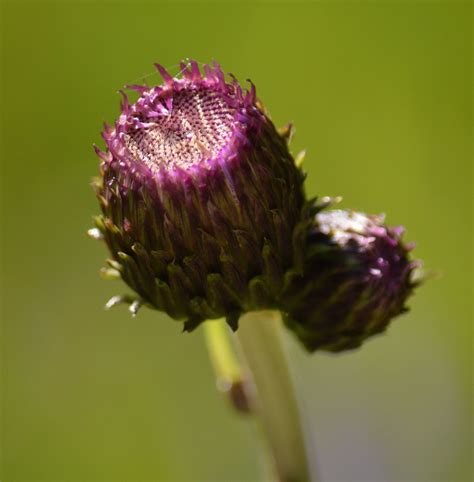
<box><xmin>92</xmin><ymin>60</ymin><xmax>306</xmax><ymax>331</ymax></box>
<box><xmin>281</xmin><ymin>209</ymin><xmax>420</xmax><ymax>352</ymax></box>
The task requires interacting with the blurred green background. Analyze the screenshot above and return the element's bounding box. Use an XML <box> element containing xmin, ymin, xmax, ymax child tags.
<box><xmin>1</xmin><ymin>1</ymin><xmax>471</xmax><ymax>481</ymax></box>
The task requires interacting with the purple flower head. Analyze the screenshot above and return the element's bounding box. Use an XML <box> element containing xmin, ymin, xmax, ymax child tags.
<box><xmin>282</xmin><ymin>210</ymin><xmax>420</xmax><ymax>352</ymax></box>
<box><xmin>92</xmin><ymin>60</ymin><xmax>306</xmax><ymax>330</ymax></box>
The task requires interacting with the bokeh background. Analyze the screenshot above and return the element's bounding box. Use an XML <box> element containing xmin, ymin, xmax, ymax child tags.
<box><xmin>1</xmin><ymin>1</ymin><xmax>471</xmax><ymax>481</ymax></box>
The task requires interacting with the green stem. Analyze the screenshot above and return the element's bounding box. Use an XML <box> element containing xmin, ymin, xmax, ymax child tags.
<box><xmin>236</xmin><ymin>310</ymin><xmax>315</xmax><ymax>482</ymax></box>
<box><xmin>203</xmin><ymin>319</ymin><xmax>251</xmax><ymax>413</ymax></box>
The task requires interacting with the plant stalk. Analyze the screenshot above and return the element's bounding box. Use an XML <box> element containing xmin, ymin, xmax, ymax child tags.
<box><xmin>236</xmin><ymin>310</ymin><xmax>315</xmax><ymax>482</ymax></box>
<box><xmin>203</xmin><ymin>319</ymin><xmax>251</xmax><ymax>413</ymax></box>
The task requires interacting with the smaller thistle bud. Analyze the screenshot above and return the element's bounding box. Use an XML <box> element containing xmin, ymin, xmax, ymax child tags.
<box><xmin>281</xmin><ymin>209</ymin><xmax>420</xmax><ymax>353</ymax></box>
<box><xmin>92</xmin><ymin>60</ymin><xmax>306</xmax><ymax>330</ymax></box>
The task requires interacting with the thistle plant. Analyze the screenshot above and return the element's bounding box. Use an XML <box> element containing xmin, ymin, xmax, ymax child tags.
<box><xmin>92</xmin><ymin>60</ymin><xmax>307</xmax><ymax>331</ymax></box>
<box><xmin>90</xmin><ymin>60</ymin><xmax>420</xmax><ymax>482</ymax></box>
<box><xmin>282</xmin><ymin>210</ymin><xmax>419</xmax><ymax>352</ymax></box>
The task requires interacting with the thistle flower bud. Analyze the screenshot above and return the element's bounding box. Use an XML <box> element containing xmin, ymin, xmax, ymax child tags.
<box><xmin>282</xmin><ymin>210</ymin><xmax>419</xmax><ymax>352</ymax></box>
<box><xmin>92</xmin><ymin>60</ymin><xmax>306</xmax><ymax>330</ymax></box>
